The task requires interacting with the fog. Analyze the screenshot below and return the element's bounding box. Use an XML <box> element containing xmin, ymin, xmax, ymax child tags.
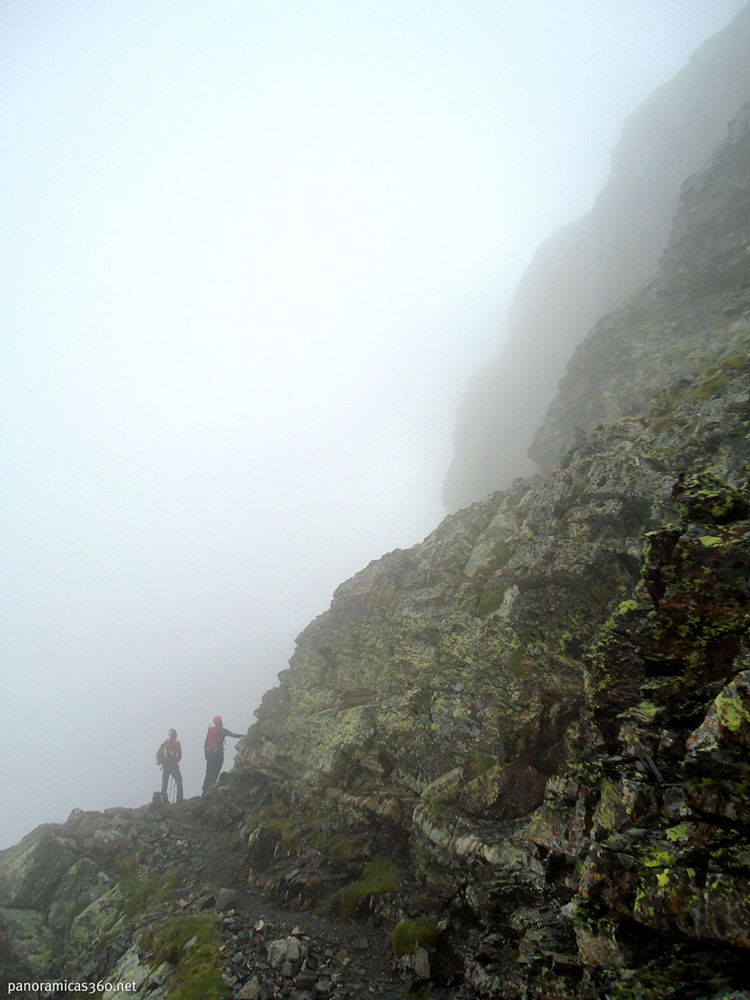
<box><xmin>1</xmin><ymin>1</ymin><xmax>743</xmax><ymax>850</ymax></box>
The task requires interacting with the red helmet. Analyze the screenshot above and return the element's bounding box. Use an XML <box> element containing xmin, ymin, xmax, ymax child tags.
<box><xmin>213</xmin><ymin>715</ymin><xmax>222</xmax><ymax>725</ymax></box>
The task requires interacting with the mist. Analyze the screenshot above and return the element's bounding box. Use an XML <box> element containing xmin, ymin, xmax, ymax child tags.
<box><xmin>1</xmin><ymin>0</ymin><xmax>744</xmax><ymax>850</ymax></box>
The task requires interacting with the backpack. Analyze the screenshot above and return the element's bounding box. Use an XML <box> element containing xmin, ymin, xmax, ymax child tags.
<box><xmin>156</xmin><ymin>739</ymin><xmax>175</xmax><ymax>766</ymax></box>
<box><xmin>204</xmin><ymin>725</ymin><xmax>220</xmax><ymax>756</ymax></box>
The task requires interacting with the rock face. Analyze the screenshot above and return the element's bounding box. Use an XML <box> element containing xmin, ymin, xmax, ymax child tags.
<box><xmin>4</xmin><ymin>57</ymin><xmax>750</xmax><ymax>1000</ymax></box>
<box><xmin>443</xmin><ymin>3</ymin><xmax>750</xmax><ymax>513</ymax></box>
<box><xmin>228</xmin><ymin>102</ymin><xmax>750</xmax><ymax>996</ymax></box>
<box><xmin>530</xmin><ymin>103</ymin><xmax>750</xmax><ymax>472</ymax></box>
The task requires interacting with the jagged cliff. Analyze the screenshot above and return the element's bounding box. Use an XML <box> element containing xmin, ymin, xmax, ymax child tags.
<box><xmin>3</xmin><ymin>81</ymin><xmax>750</xmax><ymax>1000</ymax></box>
<box><xmin>443</xmin><ymin>2</ymin><xmax>750</xmax><ymax>513</ymax></box>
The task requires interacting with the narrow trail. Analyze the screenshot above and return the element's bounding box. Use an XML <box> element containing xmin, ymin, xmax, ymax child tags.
<box><xmin>140</xmin><ymin>798</ymin><xmax>451</xmax><ymax>999</ymax></box>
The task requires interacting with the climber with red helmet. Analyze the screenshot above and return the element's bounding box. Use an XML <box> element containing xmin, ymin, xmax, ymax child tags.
<box><xmin>202</xmin><ymin>715</ymin><xmax>244</xmax><ymax>794</ymax></box>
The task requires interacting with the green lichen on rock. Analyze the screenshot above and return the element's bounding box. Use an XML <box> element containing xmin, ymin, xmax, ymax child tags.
<box><xmin>0</xmin><ymin>908</ymin><xmax>55</xmax><ymax>977</ymax></box>
<box><xmin>69</xmin><ymin>884</ymin><xmax>126</xmax><ymax>956</ymax></box>
<box><xmin>476</xmin><ymin>579</ymin><xmax>508</xmax><ymax>615</ymax></box>
<box><xmin>714</xmin><ymin>683</ymin><xmax>750</xmax><ymax>734</ymax></box>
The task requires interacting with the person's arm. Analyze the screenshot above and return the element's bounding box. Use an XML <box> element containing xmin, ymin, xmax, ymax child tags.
<box><xmin>175</xmin><ymin>741</ymin><xmax>182</xmax><ymax>762</ymax></box>
<box><xmin>222</xmin><ymin>727</ymin><xmax>244</xmax><ymax>739</ymax></box>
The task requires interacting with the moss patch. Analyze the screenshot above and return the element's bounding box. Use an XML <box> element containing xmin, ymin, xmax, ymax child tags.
<box><xmin>337</xmin><ymin>858</ymin><xmax>399</xmax><ymax>918</ymax></box>
<box><xmin>391</xmin><ymin>917</ymin><xmax>439</xmax><ymax>958</ymax></box>
<box><xmin>118</xmin><ymin>858</ymin><xmax>182</xmax><ymax>919</ymax></box>
<box><xmin>141</xmin><ymin>914</ymin><xmax>223</xmax><ymax>1000</ymax></box>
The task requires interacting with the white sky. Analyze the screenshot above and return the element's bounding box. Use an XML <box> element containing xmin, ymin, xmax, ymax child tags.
<box><xmin>1</xmin><ymin>0</ymin><xmax>745</xmax><ymax>849</ymax></box>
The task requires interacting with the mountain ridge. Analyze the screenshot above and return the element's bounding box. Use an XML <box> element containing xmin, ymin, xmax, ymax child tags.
<box><xmin>3</xmin><ymin>55</ymin><xmax>750</xmax><ymax>1000</ymax></box>
<box><xmin>443</xmin><ymin>2</ymin><xmax>750</xmax><ymax>512</ymax></box>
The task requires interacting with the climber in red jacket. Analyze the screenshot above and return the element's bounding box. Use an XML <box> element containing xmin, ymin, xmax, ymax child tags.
<box><xmin>202</xmin><ymin>715</ymin><xmax>244</xmax><ymax>794</ymax></box>
<box><xmin>156</xmin><ymin>728</ymin><xmax>184</xmax><ymax>803</ymax></box>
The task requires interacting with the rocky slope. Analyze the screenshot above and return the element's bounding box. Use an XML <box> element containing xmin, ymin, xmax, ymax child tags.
<box><xmin>443</xmin><ymin>2</ymin><xmax>750</xmax><ymax>513</ymax></box>
<box><xmin>3</xmin><ymin>76</ymin><xmax>750</xmax><ymax>1000</ymax></box>
<box><xmin>530</xmin><ymin>103</ymin><xmax>750</xmax><ymax>472</ymax></box>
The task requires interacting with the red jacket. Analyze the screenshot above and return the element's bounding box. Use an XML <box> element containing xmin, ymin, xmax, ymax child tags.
<box><xmin>205</xmin><ymin>725</ymin><xmax>242</xmax><ymax>754</ymax></box>
<box><xmin>161</xmin><ymin>738</ymin><xmax>182</xmax><ymax>763</ymax></box>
